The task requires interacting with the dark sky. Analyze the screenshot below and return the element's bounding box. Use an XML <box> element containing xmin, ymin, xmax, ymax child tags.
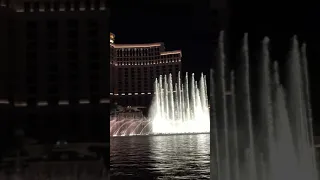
<box><xmin>110</xmin><ymin>2</ymin><xmax>212</xmax><ymax>78</ymax></box>
<box><xmin>110</xmin><ymin>1</ymin><xmax>320</xmax><ymax>130</ymax></box>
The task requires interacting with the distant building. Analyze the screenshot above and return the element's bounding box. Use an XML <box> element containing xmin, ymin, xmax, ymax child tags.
<box><xmin>0</xmin><ymin>1</ymin><xmax>109</xmax><ymax>143</ymax></box>
<box><xmin>110</xmin><ymin>33</ymin><xmax>182</xmax><ymax>107</ymax></box>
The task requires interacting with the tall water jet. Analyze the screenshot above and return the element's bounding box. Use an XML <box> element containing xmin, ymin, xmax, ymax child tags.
<box><xmin>210</xmin><ymin>68</ymin><xmax>220</xmax><ymax>180</ymax></box>
<box><xmin>215</xmin><ymin>31</ymin><xmax>230</xmax><ymax>180</ymax></box>
<box><xmin>229</xmin><ymin>71</ymin><xmax>240</xmax><ymax>180</ymax></box>
<box><xmin>210</xmin><ymin>31</ymin><xmax>317</xmax><ymax>180</ymax></box>
<box><xmin>150</xmin><ymin>72</ymin><xmax>210</xmax><ymax>134</ymax></box>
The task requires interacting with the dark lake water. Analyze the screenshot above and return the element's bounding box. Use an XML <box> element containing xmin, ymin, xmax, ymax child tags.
<box><xmin>110</xmin><ymin>134</ymin><xmax>209</xmax><ymax>180</ymax></box>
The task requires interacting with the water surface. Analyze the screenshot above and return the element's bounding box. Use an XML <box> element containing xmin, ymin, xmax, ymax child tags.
<box><xmin>110</xmin><ymin>134</ymin><xmax>209</xmax><ymax>180</ymax></box>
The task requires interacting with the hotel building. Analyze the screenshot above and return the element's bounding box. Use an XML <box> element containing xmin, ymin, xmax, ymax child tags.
<box><xmin>0</xmin><ymin>0</ymin><xmax>109</xmax><ymax>143</ymax></box>
<box><xmin>110</xmin><ymin>33</ymin><xmax>182</xmax><ymax>107</ymax></box>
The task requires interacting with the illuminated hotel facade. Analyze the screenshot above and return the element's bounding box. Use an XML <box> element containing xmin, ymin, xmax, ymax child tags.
<box><xmin>110</xmin><ymin>33</ymin><xmax>182</xmax><ymax>107</ymax></box>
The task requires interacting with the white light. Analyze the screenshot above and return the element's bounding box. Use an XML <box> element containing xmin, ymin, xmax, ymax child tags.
<box><xmin>121</xmin><ymin>93</ymin><xmax>125</xmax><ymax>96</ymax></box>
<box><xmin>80</xmin><ymin>7</ymin><xmax>85</xmax><ymax>11</ymax></box>
<box><xmin>0</xmin><ymin>100</ymin><xmax>9</xmax><ymax>104</ymax></box>
<box><xmin>58</xmin><ymin>100</ymin><xmax>69</xmax><ymax>105</ymax></box>
<box><xmin>134</xmin><ymin>93</ymin><xmax>138</xmax><ymax>95</ymax></box>
<box><xmin>128</xmin><ymin>93</ymin><xmax>132</xmax><ymax>95</ymax></box>
<box><xmin>37</xmin><ymin>101</ymin><xmax>48</xmax><ymax>106</ymax></box>
<box><xmin>79</xmin><ymin>99</ymin><xmax>90</xmax><ymax>104</ymax></box>
<box><xmin>147</xmin><ymin>92</ymin><xmax>151</xmax><ymax>95</ymax></box>
<box><xmin>100</xmin><ymin>99</ymin><xmax>110</xmax><ymax>104</ymax></box>
<box><xmin>14</xmin><ymin>102</ymin><xmax>27</xmax><ymax>107</ymax></box>
<box><xmin>141</xmin><ymin>93</ymin><xmax>145</xmax><ymax>95</ymax></box>
<box><xmin>115</xmin><ymin>94</ymin><xmax>119</xmax><ymax>96</ymax></box>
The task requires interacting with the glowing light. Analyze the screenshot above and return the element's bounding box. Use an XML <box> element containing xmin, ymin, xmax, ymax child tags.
<box><xmin>111</xmin><ymin>43</ymin><xmax>162</xmax><ymax>48</ymax></box>
<box><xmin>0</xmin><ymin>100</ymin><xmax>9</xmax><ymax>104</ymax></box>
<box><xmin>14</xmin><ymin>102</ymin><xmax>27</xmax><ymax>107</ymax></box>
<box><xmin>150</xmin><ymin>72</ymin><xmax>209</xmax><ymax>134</ymax></box>
<box><xmin>160</xmin><ymin>50</ymin><xmax>182</xmax><ymax>56</ymax></box>
<box><xmin>100</xmin><ymin>99</ymin><xmax>110</xmax><ymax>104</ymax></box>
<box><xmin>37</xmin><ymin>101</ymin><xmax>48</xmax><ymax>106</ymax></box>
<box><xmin>79</xmin><ymin>99</ymin><xmax>90</xmax><ymax>104</ymax></box>
<box><xmin>58</xmin><ymin>100</ymin><xmax>69</xmax><ymax>105</ymax></box>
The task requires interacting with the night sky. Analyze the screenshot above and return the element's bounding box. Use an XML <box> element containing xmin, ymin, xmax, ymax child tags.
<box><xmin>110</xmin><ymin>1</ymin><xmax>320</xmax><ymax>132</ymax></box>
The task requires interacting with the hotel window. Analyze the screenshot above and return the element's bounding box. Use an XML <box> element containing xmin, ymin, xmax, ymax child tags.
<box><xmin>94</xmin><ymin>0</ymin><xmax>100</xmax><ymax>9</ymax></box>
<box><xmin>47</xmin><ymin>74</ymin><xmax>58</xmax><ymax>83</ymax></box>
<box><xmin>87</xmin><ymin>19</ymin><xmax>98</xmax><ymax>28</ymax></box>
<box><xmin>68</xmin><ymin>51</ymin><xmax>78</xmax><ymax>61</ymax></box>
<box><xmin>65</xmin><ymin>1</ymin><xmax>71</xmax><ymax>11</ymax></box>
<box><xmin>24</xmin><ymin>2</ymin><xmax>30</xmax><ymax>12</ymax></box>
<box><xmin>34</xmin><ymin>2</ymin><xmax>39</xmax><ymax>11</ymax></box>
<box><xmin>26</xmin><ymin>52</ymin><xmax>37</xmax><ymax>60</ymax></box>
<box><xmin>48</xmin><ymin>63</ymin><xmax>58</xmax><ymax>72</ymax></box>
<box><xmin>27</xmin><ymin>75</ymin><xmax>36</xmax><ymax>84</ymax></box>
<box><xmin>67</xmin><ymin>19</ymin><xmax>78</xmax><ymax>29</ymax></box>
<box><xmin>53</xmin><ymin>1</ymin><xmax>59</xmax><ymax>11</ymax></box>
<box><xmin>44</xmin><ymin>2</ymin><xmax>50</xmax><ymax>11</ymax></box>
<box><xmin>90</xmin><ymin>62</ymin><xmax>100</xmax><ymax>71</ymax></box>
<box><xmin>68</xmin><ymin>62</ymin><xmax>78</xmax><ymax>72</ymax></box>
<box><xmin>88</xmin><ymin>51</ymin><xmax>99</xmax><ymax>61</ymax></box>
<box><xmin>68</xmin><ymin>41</ymin><xmax>78</xmax><ymax>49</ymax></box>
<box><xmin>47</xmin><ymin>20</ymin><xmax>58</xmax><ymax>29</ymax></box>
<box><xmin>48</xmin><ymin>85</ymin><xmax>58</xmax><ymax>95</ymax></box>
<box><xmin>74</xmin><ymin>1</ymin><xmax>79</xmax><ymax>10</ymax></box>
<box><xmin>27</xmin><ymin>86</ymin><xmax>37</xmax><ymax>95</ymax></box>
<box><xmin>85</xmin><ymin>0</ymin><xmax>90</xmax><ymax>10</ymax></box>
<box><xmin>88</xmin><ymin>40</ymin><xmax>99</xmax><ymax>50</ymax></box>
<box><xmin>26</xmin><ymin>21</ymin><xmax>37</xmax><ymax>29</ymax></box>
<box><xmin>26</xmin><ymin>41</ymin><xmax>37</xmax><ymax>51</ymax></box>
<box><xmin>47</xmin><ymin>41</ymin><xmax>58</xmax><ymax>50</ymax></box>
<box><xmin>69</xmin><ymin>73</ymin><xmax>78</xmax><ymax>81</ymax></box>
<box><xmin>47</xmin><ymin>52</ymin><xmax>58</xmax><ymax>61</ymax></box>
<box><xmin>47</xmin><ymin>30</ymin><xmax>58</xmax><ymax>39</ymax></box>
<box><xmin>68</xmin><ymin>30</ymin><xmax>78</xmax><ymax>39</ymax></box>
<box><xmin>90</xmin><ymin>72</ymin><xmax>99</xmax><ymax>81</ymax></box>
<box><xmin>87</xmin><ymin>29</ymin><xmax>98</xmax><ymax>38</ymax></box>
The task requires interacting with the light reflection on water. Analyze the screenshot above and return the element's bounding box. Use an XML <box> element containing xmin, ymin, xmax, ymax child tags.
<box><xmin>110</xmin><ymin>134</ymin><xmax>209</xmax><ymax>180</ymax></box>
